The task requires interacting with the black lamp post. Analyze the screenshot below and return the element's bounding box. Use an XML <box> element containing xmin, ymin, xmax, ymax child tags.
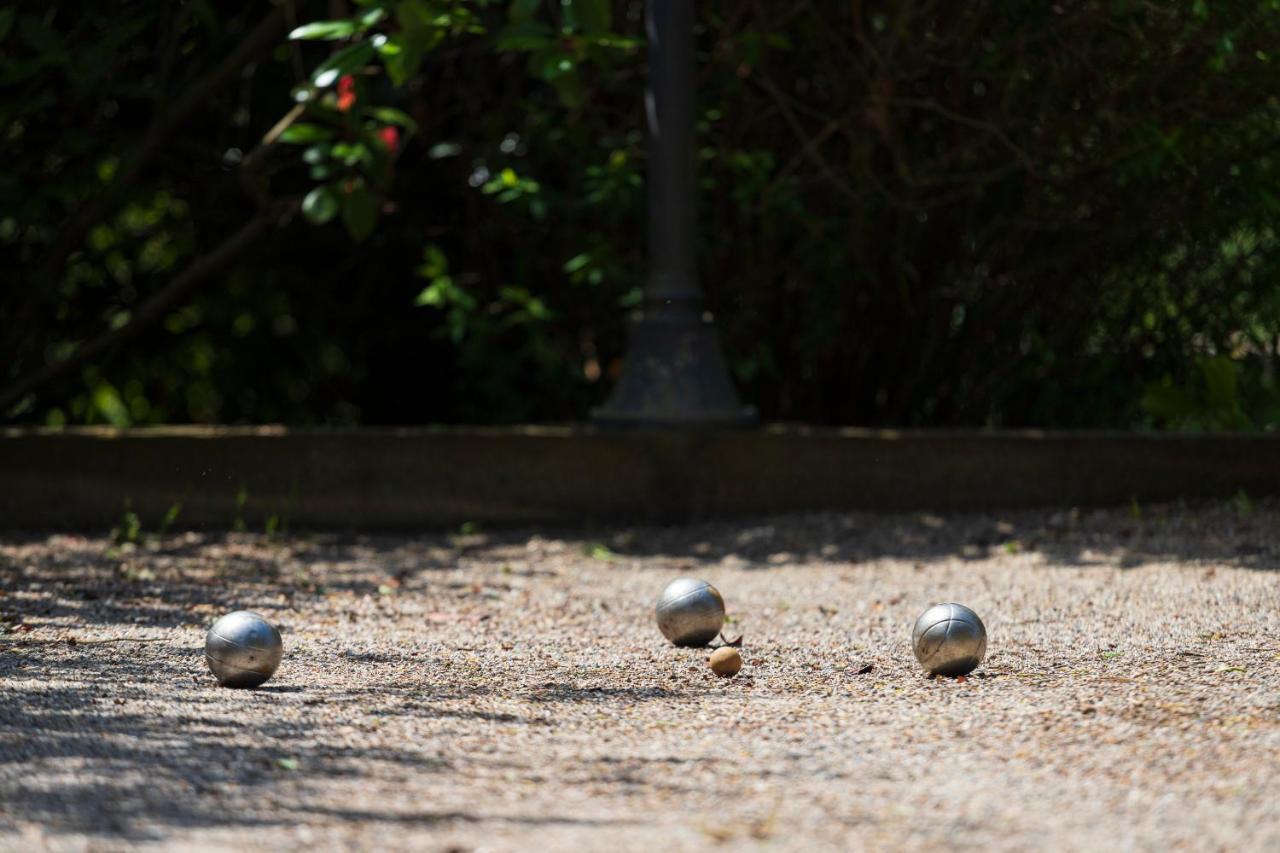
<box><xmin>592</xmin><ymin>0</ymin><xmax>754</xmax><ymax>426</ymax></box>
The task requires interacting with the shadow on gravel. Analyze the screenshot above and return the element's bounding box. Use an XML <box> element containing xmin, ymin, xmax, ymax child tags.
<box><xmin>0</xmin><ymin>635</ymin><xmax>645</xmax><ymax>841</ymax></box>
<box><xmin>302</xmin><ymin>806</ymin><xmax>635</xmax><ymax>827</ymax></box>
<box><xmin>2</xmin><ymin>500</ymin><xmax>1276</xmax><ymax>644</ymax></box>
<box><xmin>577</xmin><ymin>499</ymin><xmax>1280</xmax><ymax>573</ymax></box>
<box><xmin>526</xmin><ymin>683</ymin><xmax>678</xmax><ymax>703</ymax></box>
<box><xmin>0</xmin><ymin>531</ymin><xmax>473</xmax><ymax>636</ymax></box>
<box><xmin>0</xmin><ymin>655</ymin><xmax>335</xmax><ymax>835</ymax></box>
<box><xmin>5</xmin><ymin>502</ymin><xmax>1271</xmax><ymax>841</ymax></box>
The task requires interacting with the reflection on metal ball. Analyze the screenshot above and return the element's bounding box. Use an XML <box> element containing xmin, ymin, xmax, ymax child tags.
<box><xmin>655</xmin><ymin>578</ymin><xmax>725</xmax><ymax>647</ymax></box>
<box><xmin>205</xmin><ymin>610</ymin><xmax>283</xmax><ymax>688</ymax></box>
<box><xmin>912</xmin><ymin>602</ymin><xmax>987</xmax><ymax>676</ymax></box>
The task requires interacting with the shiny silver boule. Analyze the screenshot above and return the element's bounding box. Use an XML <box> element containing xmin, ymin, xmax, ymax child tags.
<box><xmin>655</xmin><ymin>578</ymin><xmax>725</xmax><ymax>647</ymax></box>
<box><xmin>912</xmin><ymin>602</ymin><xmax>987</xmax><ymax>676</ymax></box>
<box><xmin>205</xmin><ymin>610</ymin><xmax>283</xmax><ymax>688</ymax></box>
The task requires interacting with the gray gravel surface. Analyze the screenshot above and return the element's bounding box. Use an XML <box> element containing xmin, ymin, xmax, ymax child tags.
<box><xmin>1</xmin><ymin>502</ymin><xmax>1278</xmax><ymax>851</ymax></box>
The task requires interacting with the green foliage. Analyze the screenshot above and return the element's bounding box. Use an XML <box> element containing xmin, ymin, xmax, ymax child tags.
<box><xmin>232</xmin><ymin>485</ymin><xmax>248</xmax><ymax>533</ymax></box>
<box><xmin>5</xmin><ymin>1</ymin><xmax>1280</xmax><ymax>430</ymax></box>
<box><xmin>157</xmin><ymin>501</ymin><xmax>184</xmax><ymax>536</ymax></box>
<box><xmin>1141</xmin><ymin>356</ymin><xmax>1270</xmax><ymax>430</ymax></box>
<box><xmin>685</xmin><ymin>0</ymin><xmax>1280</xmax><ymax>428</ymax></box>
<box><xmin>584</xmin><ymin>542</ymin><xmax>616</xmax><ymax>562</ymax></box>
<box><xmin>280</xmin><ymin>0</ymin><xmax>632</xmax><ymax>241</ymax></box>
<box><xmin>110</xmin><ymin>502</ymin><xmax>142</xmax><ymax>546</ymax></box>
<box><xmin>340</xmin><ymin>183</ymin><xmax>378</xmax><ymax>243</ymax></box>
<box><xmin>302</xmin><ymin>186</ymin><xmax>340</xmax><ymax>225</ymax></box>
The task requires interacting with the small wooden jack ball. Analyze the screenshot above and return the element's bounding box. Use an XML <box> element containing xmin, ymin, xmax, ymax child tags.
<box><xmin>709</xmin><ymin>646</ymin><xmax>742</xmax><ymax>677</ymax></box>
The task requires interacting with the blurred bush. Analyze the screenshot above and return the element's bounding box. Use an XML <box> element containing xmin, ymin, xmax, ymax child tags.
<box><xmin>3</xmin><ymin>0</ymin><xmax>1280</xmax><ymax>428</ymax></box>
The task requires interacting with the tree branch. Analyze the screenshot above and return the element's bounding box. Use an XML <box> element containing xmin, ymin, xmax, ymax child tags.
<box><xmin>30</xmin><ymin>8</ymin><xmax>286</xmax><ymax>291</ymax></box>
<box><xmin>888</xmin><ymin>96</ymin><xmax>1035</xmax><ymax>174</ymax></box>
<box><xmin>1</xmin><ymin>207</ymin><xmax>288</xmax><ymax>416</ymax></box>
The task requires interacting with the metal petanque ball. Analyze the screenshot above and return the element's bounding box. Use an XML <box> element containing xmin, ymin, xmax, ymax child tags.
<box><xmin>912</xmin><ymin>602</ymin><xmax>987</xmax><ymax>677</ymax></box>
<box><xmin>205</xmin><ymin>610</ymin><xmax>283</xmax><ymax>688</ymax></box>
<box><xmin>655</xmin><ymin>578</ymin><xmax>725</xmax><ymax>647</ymax></box>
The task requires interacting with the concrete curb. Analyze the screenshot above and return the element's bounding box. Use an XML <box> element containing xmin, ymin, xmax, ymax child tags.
<box><xmin>1</xmin><ymin>426</ymin><xmax>1274</xmax><ymax>529</ymax></box>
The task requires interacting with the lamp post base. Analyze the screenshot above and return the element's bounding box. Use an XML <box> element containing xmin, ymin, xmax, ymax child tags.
<box><xmin>592</xmin><ymin>315</ymin><xmax>756</xmax><ymax>427</ymax></box>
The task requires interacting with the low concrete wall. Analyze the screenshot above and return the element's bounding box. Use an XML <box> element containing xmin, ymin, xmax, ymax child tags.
<box><xmin>0</xmin><ymin>426</ymin><xmax>1274</xmax><ymax>529</ymax></box>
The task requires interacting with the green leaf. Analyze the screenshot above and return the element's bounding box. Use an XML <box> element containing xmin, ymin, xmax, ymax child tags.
<box><xmin>415</xmin><ymin>276</ymin><xmax>459</xmax><ymax>307</ymax></box>
<box><xmin>312</xmin><ymin>40</ymin><xmax>375</xmax><ymax>88</ymax></box>
<box><xmin>418</xmin><ymin>244</ymin><xmax>449</xmax><ymax>278</ymax></box>
<box><xmin>365</xmin><ymin>106</ymin><xmax>418</xmax><ymax>133</ymax></box>
<box><xmin>92</xmin><ymin>383</ymin><xmax>131</xmax><ymax>427</ymax></box>
<box><xmin>395</xmin><ymin>0</ymin><xmax>455</xmax><ymax>46</ymax></box>
<box><xmin>414</xmin><ymin>278</ymin><xmax>448</xmax><ymax>306</ymax></box>
<box><xmin>341</xmin><ymin>185</ymin><xmax>378</xmax><ymax>242</ymax></box>
<box><xmin>500</xmin><ymin>286</ymin><xmax>551</xmax><ymax>321</ymax></box>
<box><xmin>0</xmin><ymin>9</ymin><xmax>16</xmax><ymax>42</ymax></box>
<box><xmin>382</xmin><ymin>45</ymin><xmax>417</xmax><ymax>86</ymax></box>
<box><xmin>288</xmin><ymin>20</ymin><xmax>357</xmax><ymax>41</ymax></box>
<box><xmin>427</xmin><ymin>142</ymin><xmax>461</xmax><ymax>159</ymax></box>
<box><xmin>584</xmin><ymin>542</ymin><xmax>615</xmax><ymax>561</ymax></box>
<box><xmin>495</xmin><ymin>21</ymin><xmax>553</xmax><ymax>52</ymax></box>
<box><xmin>275</xmin><ymin>757</ymin><xmax>299</xmax><ymax>771</ymax></box>
<box><xmin>535</xmin><ymin>49</ymin><xmax>576</xmax><ymax>81</ymax></box>
<box><xmin>1201</xmin><ymin>356</ymin><xmax>1238</xmax><ymax>414</ymax></box>
<box><xmin>302</xmin><ymin>185</ymin><xmax>340</xmax><ymax>224</ymax></box>
<box><xmin>302</xmin><ymin>144</ymin><xmax>331</xmax><ymax>164</ymax></box>
<box><xmin>1139</xmin><ymin>384</ymin><xmax>1196</xmax><ymax>421</ymax></box>
<box><xmin>375</xmin><ymin>34</ymin><xmax>403</xmax><ymax>56</ymax></box>
<box><xmin>279</xmin><ymin>123</ymin><xmax>336</xmax><ymax>144</ymax></box>
<box><xmin>359</xmin><ymin>8</ymin><xmax>387</xmax><ymax>28</ymax></box>
<box><xmin>588</xmin><ymin>34</ymin><xmax>642</xmax><ymax>50</ymax></box>
<box><xmin>332</xmin><ymin>141</ymin><xmax>371</xmax><ymax>167</ymax></box>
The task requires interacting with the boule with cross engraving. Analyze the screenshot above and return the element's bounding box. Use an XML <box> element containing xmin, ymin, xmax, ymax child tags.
<box><xmin>912</xmin><ymin>602</ymin><xmax>987</xmax><ymax>676</ymax></box>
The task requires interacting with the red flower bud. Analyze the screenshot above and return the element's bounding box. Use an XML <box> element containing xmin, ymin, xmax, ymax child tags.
<box><xmin>377</xmin><ymin>126</ymin><xmax>400</xmax><ymax>154</ymax></box>
<box><xmin>336</xmin><ymin>75</ymin><xmax>356</xmax><ymax>112</ymax></box>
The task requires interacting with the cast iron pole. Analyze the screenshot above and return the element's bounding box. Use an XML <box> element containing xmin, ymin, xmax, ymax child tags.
<box><xmin>593</xmin><ymin>0</ymin><xmax>754</xmax><ymax>426</ymax></box>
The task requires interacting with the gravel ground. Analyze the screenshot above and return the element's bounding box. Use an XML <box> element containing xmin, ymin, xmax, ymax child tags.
<box><xmin>1</xmin><ymin>502</ymin><xmax>1278</xmax><ymax>852</ymax></box>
